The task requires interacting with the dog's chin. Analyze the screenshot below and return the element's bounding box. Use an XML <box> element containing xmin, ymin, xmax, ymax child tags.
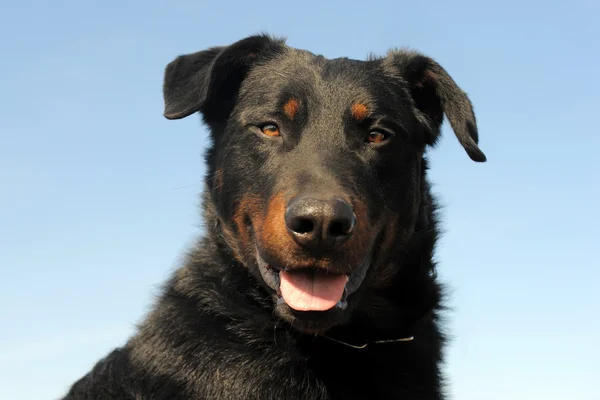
<box><xmin>275</xmin><ymin>303</ymin><xmax>353</xmax><ymax>334</ymax></box>
<box><xmin>255</xmin><ymin>250</ymin><xmax>369</xmax><ymax>334</ymax></box>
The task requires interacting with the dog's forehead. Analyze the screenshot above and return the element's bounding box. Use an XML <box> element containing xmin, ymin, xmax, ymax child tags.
<box><xmin>241</xmin><ymin>48</ymin><xmax>381</xmax><ymax>107</ymax></box>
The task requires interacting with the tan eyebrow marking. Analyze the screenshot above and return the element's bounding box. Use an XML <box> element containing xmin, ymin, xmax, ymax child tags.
<box><xmin>283</xmin><ymin>98</ymin><xmax>300</xmax><ymax>120</ymax></box>
<box><xmin>350</xmin><ymin>103</ymin><xmax>369</xmax><ymax>121</ymax></box>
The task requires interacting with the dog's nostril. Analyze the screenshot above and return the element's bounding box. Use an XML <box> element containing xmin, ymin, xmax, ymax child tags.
<box><xmin>327</xmin><ymin>199</ymin><xmax>356</xmax><ymax>239</ymax></box>
<box><xmin>290</xmin><ymin>217</ymin><xmax>314</xmax><ymax>234</ymax></box>
<box><xmin>328</xmin><ymin>219</ymin><xmax>354</xmax><ymax>237</ymax></box>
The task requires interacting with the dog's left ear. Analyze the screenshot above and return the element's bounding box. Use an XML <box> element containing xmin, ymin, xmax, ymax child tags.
<box><xmin>386</xmin><ymin>51</ymin><xmax>486</xmax><ymax>162</ymax></box>
<box><xmin>163</xmin><ymin>35</ymin><xmax>285</xmax><ymax>121</ymax></box>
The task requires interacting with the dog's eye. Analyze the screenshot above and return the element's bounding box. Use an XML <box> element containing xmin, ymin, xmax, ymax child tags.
<box><xmin>366</xmin><ymin>131</ymin><xmax>389</xmax><ymax>144</ymax></box>
<box><xmin>260</xmin><ymin>124</ymin><xmax>281</xmax><ymax>137</ymax></box>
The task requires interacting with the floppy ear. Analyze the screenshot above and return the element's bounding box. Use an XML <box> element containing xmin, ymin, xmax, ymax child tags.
<box><xmin>163</xmin><ymin>35</ymin><xmax>285</xmax><ymax>121</ymax></box>
<box><xmin>387</xmin><ymin>51</ymin><xmax>486</xmax><ymax>162</ymax></box>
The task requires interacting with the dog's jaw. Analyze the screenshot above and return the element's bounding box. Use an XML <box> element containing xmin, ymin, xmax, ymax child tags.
<box><xmin>254</xmin><ymin>249</ymin><xmax>373</xmax><ymax>333</ymax></box>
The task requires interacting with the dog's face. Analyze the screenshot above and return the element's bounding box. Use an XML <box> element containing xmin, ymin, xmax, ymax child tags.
<box><xmin>163</xmin><ymin>36</ymin><xmax>485</xmax><ymax>333</ymax></box>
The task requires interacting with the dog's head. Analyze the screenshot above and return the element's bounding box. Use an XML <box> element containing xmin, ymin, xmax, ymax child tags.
<box><xmin>163</xmin><ymin>35</ymin><xmax>485</xmax><ymax>333</ymax></box>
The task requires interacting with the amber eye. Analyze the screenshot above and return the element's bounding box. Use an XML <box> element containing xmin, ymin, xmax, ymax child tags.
<box><xmin>366</xmin><ymin>131</ymin><xmax>388</xmax><ymax>144</ymax></box>
<box><xmin>260</xmin><ymin>124</ymin><xmax>281</xmax><ymax>137</ymax></box>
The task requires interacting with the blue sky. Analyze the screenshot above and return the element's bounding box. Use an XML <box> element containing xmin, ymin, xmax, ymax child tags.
<box><xmin>1</xmin><ymin>1</ymin><xmax>599</xmax><ymax>399</ymax></box>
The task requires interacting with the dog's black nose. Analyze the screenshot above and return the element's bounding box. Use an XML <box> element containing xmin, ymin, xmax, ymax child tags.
<box><xmin>285</xmin><ymin>197</ymin><xmax>356</xmax><ymax>251</ymax></box>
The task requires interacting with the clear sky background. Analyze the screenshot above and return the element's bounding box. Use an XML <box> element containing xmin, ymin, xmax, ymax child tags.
<box><xmin>1</xmin><ymin>1</ymin><xmax>599</xmax><ymax>399</ymax></box>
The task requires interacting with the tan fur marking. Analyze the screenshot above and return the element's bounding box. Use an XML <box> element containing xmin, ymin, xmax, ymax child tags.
<box><xmin>228</xmin><ymin>194</ymin><xmax>262</xmax><ymax>264</ymax></box>
<box><xmin>351</xmin><ymin>103</ymin><xmax>369</xmax><ymax>121</ymax></box>
<box><xmin>283</xmin><ymin>99</ymin><xmax>300</xmax><ymax>120</ymax></box>
<box><xmin>259</xmin><ymin>193</ymin><xmax>291</xmax><ymax>251</ymax></box>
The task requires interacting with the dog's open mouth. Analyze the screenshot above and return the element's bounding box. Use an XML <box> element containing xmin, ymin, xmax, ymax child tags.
<box><xmin>257</xmin><ymin>251</ymin><xmax>368</xmax><ymax>312</ymax></box>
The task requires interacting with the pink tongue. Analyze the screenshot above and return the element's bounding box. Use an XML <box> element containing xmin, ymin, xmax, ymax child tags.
<box><xmin>279</xmin><ymin>270</ymin><xmax>348</xmax><ymax>311</ymax></box>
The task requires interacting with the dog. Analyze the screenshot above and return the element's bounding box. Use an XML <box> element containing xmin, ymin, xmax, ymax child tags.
<box><xmin>62</xmin><ymin>34</ymin><xmax>486</xmax><ymax>399</ymax></box>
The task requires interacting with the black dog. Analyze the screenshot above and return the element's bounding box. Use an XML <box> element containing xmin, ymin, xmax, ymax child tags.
<box><xmin>62</xmin><ymin>35</ymin><xmax>486</xmax><ymax>400</ymax></box>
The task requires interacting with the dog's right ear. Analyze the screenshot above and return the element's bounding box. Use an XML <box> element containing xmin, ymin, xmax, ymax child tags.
<box><xmin>163</xmin><ymin>35</ymin><xmax>285</xmax><ymax>121</ymax></box>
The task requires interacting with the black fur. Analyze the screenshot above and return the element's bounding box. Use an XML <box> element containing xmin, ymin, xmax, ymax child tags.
<box><xmin>62</xmin><ymin>35</ymin><xmax>486</xmax><ymax>399</ymax></box>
